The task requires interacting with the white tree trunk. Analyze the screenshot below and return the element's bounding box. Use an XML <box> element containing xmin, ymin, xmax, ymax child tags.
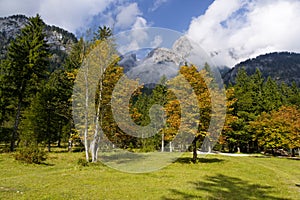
<box><xmin>90</xmin><ymin>62</ymin><xmax>104</xmax><ymax>162</ymax></box>
<box><xmin>161</xmin><ymin>133</ymin><xmax>164</xmax><ymax>152</ymax></box>
<box><xmin>91</xmin><ymin>101</ymin><xmax>101</xmax><ymax>162</ymax></box>
<box><xmin>84</xmin><ymin>67</ymin><xmax>89</xmax><ymax>162</ymax></box>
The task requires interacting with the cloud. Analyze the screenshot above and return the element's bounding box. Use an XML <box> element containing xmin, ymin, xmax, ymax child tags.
<box><xmin>115</xmin><ymin>3</ymin><xmax>142</xmax><ymax>29</ymax></box>
<box><xmin>40</xmin><ymin>0</ymin><xmax>117</xmax><ymax>32</ymax></box>
<box><xmin>117</xmin><ymin>16</ymin><xmax>149</xmax><ymax>54</ymax></box>
<box><xmin>149</xmin><ymin>0</ymin><xmax>168</xmax><ymax>12</ymax></box>
<box><xmin>187</xmin><ymin>0</ymin><xmax>300</xmax><ymax>67</ymax></box>
<box><xmin>151</xmin><ymin>35</ymin><xmax>163</xmax><ymax>48</ymax></box>
<box><xmin>0</xmin><ymin>0</ymin><xmax>143</xmax><ymax>33</ymax></box>
<box><xmin>0</xmin><ymin>0</ymin><xmax>40</xmax><ymax>17</ymax></box>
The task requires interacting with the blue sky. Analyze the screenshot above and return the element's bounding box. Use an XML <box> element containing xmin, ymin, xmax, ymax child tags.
<box><xmin>76</xmin><ymin>0</ymin><xmax>215</xmax><ymax>36</ymax></box>
<box><xmin>137</xmin><ymin>0</ymin><xmax>214</xmax><ymax>32</ymax></box>
<box><xmin>1</xmin><ymin>0</ymin><xmax>300</xmax><ymax>67</ymax></box>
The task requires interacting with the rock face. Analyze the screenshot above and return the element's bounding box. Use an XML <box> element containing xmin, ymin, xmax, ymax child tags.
<box><xmin>119</xmin><ymin>36</ymin><xmax>213</xmax><ymax>85</ymax></box>
<box><xmin>223</xmin><ymin>52</ymin><xmax>300</xmax><ymax>86</ymax></box>
<box><xmin>146</xmin><ymin>47</ymin><xmax>185</xmax><ymax>66</ymax></box>
<box><xmin>0</xmin><ymin>15</ymin><xmax>77</xmax><ymax>71</ymax></box>
<box><xmin>124</xmin><ymin>48</ymin><xmax>183</xmax><ymax>85</ymax></box>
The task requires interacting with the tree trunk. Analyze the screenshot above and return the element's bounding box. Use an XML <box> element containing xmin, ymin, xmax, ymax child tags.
<box><xmin>11</xmin><ymin>99</ymin><xmax>22</xmax><ymax>151</ymax></box>
<box><xmin>271</xmin><ymin>148</ymin><xmax>275</xmax><ymax>156</ymax></box>
<box><xmin>48</xmin><ymin>139</ymin><xmax>51</xmax><ymax>152</ymax></box>
<box><xmin>161</xmin><ymin>133</ymin><xmax>164</xmax><ymax>152</ymax></box>
<box><xmin>84</xmin><ymin>128</ymin><xmax>89</xmax><ymax>162</ymax></box>
<box><xmin>84</xmin><ymin>69</ymin><xmax>89</xmax><ymax>162</ymax></box>
<box><xmin>291</xmin><ymin>148</ymin><xmax>295</xmax><ymax>157</ymax></box>
<box><xmin>47</xmin><ymin>106</ymin><xmax>51</xmax><ymax>152</ymax></box>
<box><xmin>192</xmin><ymin>139</ymin><xmax>197</xmax><ymax>163</ymax></box>
<box><xmin>91</xmin><ymin>79</ymin><xmax>102</xmax><ymax>162</ymax></box>
<box><xmin>57</xmin><ymin>123</ymin><xmax>61</xmax><ymax>148</ymax></box>
<box><xmin>90</xmin><ymin>128</ymin><xmax>100</xmax><ymax>162</ymax></box>
<box><xmin>57</xmin><ymin>137</ymin><xmax>61</xmax><ymax>148</ymax></box>
<box><xmin>68</xmin><ymin>140</ymin><xmax>72</xmax><ymax>152</ymax></box>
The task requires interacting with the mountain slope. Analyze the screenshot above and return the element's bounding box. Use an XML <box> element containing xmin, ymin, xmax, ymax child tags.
<box><xmin>0</xmin><ymin>15</ymin><xmax>77</xmax><ymax>71</ymax></box>
<box><xmin>223</xmin><ymin>52</ymin><xmax>300</xmax><ymax>86</ymax></box>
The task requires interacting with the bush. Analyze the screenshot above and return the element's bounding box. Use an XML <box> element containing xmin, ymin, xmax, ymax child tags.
<box><xmin>77</xmin><ymin>158</ymin><xmax>89</xmax><ymax>166</ymax></box>
<box><xmin>15</xmin><ymin>147</ymin><xmax>47</xmax><ymax>164</ymax></box>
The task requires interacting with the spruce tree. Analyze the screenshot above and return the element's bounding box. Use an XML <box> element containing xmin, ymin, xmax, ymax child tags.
<box><xmin>3</xmin><ymin>14</ymin><xmax>49</xmax><ymax>151</ymax></box>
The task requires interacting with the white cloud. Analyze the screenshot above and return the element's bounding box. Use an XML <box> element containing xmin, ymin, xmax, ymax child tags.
<box><xmin>149</xmin><ymin>0</ymin><xmax>168</xmax><ymax>12</ymax></box>
<box><xmin>0</xmin><ymin>0</ymin><xmax>138</xmax><ymax>33</ymax></box>
<box><xmin>132</xmin><ymin>16</ymin><xmax>148</xmax><ymax>29</ymax></box>
<box><xmin>39</xmin><ymin>0</ymin><xmax>116</xmax><ymax>32</ymax></box>
<box><xmin>115</xmin><ymin>3</ymin><xmax>142</xmax><ymax>29</ymax></box>
<box><xmin>151</xmin><ymin>35</ymin><xmax>163</xmax><ymax>48</ymax></box>
<box><xmin>0</xmin><ymin>0</ymin><xmax>40</xmax><ymax>17</ymax></box>
<box><xmin>187</xmin><ymin>0</ymin><xmax>300</xmax><ymax>67</ymax></box>
<box><xmin>117</xmin><ymin>16</ymin><xmax>149</xmax><ymax>54</ymax></box>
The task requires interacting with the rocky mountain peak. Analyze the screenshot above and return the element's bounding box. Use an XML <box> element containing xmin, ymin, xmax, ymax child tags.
<box><xmin>145</xmin><ymin>47</ymin><xmax>185</xmax><ymax>66</ymax></box>
<box><xmin>0</xmin><ymin>15</ymin><xmax>77</xmax><ymax>71</ymax></box>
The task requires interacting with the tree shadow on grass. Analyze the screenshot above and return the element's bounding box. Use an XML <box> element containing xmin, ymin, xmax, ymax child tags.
<box><xmin>162</xmin><ymin>174</ymin><xmax>289</xmax><ymax>200</ymax></box>
<box><xmin>99</xmin><ymin>151</ymin><xmax>147</xmax><ymax>164</ymax></box>
<box><xmin>51</xmin><ymin>150</ymin><xmax>70</xmax><ymax>153</ymax></box>
<box><xmin>39</xmin><ymin>162</ymin><xmax>55</xmax><ymax>166</ymax></box>
<box><xmin>174</xmin><ymin>157</ymin><xmax>224</xmax><ymax>164</ymax></box>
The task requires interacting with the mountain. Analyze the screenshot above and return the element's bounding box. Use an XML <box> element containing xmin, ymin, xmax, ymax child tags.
<box><xmin>223</xmin><ymin>52</ymin><xmax>300</xmax><ymax>86</ymax></box>
<box><xmin>125</xmin><ymin>48</ymin><xmax>182</xmax><ymax>85</ymax></box>
<box><xmin>119</xmin><ymin>36</ymin><xmax>218</xmax><ymax>85</ymax></box>
<box><xmin>0</xmin><ymin>15</ymin><xmax>77</xmax><ymax>71</ymax></box>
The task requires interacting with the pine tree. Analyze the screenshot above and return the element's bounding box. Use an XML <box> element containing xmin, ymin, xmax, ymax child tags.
<box><xmin>3</xmin><ymin>14</ymin><xmax>49</xmax><ymax>151</ymax></box>
<box><xmin>94</xmin><ymin>26</ymin><xmax>113</xmax><ymax>41</ymax></box>
<box><xmin>262</xmin><ymin>77</ymin><xmax>282</xmax><ymax>112</ymax></box>
<box><xmin>231</xmin><ymin>68</ymin><xmax>265</xmax><ymax>153</ymax></box>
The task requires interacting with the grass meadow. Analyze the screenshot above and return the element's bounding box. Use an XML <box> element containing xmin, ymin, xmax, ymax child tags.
<box><xmin>0</xmin><ymin>151</ymin><xmax>299</xmax><ymax>199</ymax></box>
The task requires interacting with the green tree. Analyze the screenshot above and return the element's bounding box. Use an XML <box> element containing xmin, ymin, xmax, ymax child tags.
<box><xmin>94</xmin><ymin>26</ymin><xmax>113</xmax><ymax>41</ymax></box>
<box><xmin>262</xmin><ymin>77</ymin><xmax>282</xmax><ymax>112</ymax></box>
<box><xmin>20</xmin><ymin>69</ymin><xmax>75</xmax><ymax>152</ymax></box>
<box><xmin>151</xmin><ymin>76</ymin><xmax>168</xmax><ymax>152</ymax></box>
<box><xmin>287</xmin><ymin>82</ymin><xmax>300</xmax><ymax>107</ymax></box>
<box><xmin>231</xmin><ymin>68</ymin><xmax>265</xmax><ymax>153</ymax></box>
<box><xmin>3</xmin><ymin>14</ymin><xmax>49</xmax><ymax>151</ymax></box>
<box><xmin>21</xmin><ymin>84</ymin><xmax>57</xmax><ymax>151</ymax></box>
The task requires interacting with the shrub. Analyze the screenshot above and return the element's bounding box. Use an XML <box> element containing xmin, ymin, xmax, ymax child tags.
<box><xmin>15</xmin><ymin>146</ymin><xmax>47</xmax><ymax>164</ymax></box>
<box><xmin>77</xmin><ymin>158</ymin><xmax>89</xmax><ymax>166</ymax></box>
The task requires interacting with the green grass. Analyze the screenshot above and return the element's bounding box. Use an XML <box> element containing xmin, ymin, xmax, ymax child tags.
<box><xmin>0</xmin><ymin>152</ymin><xmax>299</xmax><ymax>199</ymax></box>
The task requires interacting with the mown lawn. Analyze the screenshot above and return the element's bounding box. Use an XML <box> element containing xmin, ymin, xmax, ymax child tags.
<box><xmin>0</xmin><ymin>152</ymin><xmax>299</xmax><ymax>199</ymax></box>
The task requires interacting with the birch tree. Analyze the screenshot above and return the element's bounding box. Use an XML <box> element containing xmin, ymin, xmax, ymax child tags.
<box><xmin>73</xmin><ymin>31</ymin><xmax>119</xmax><ymax>162</ymax></box>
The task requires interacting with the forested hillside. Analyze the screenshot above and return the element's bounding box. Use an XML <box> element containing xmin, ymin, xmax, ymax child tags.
<box><xmin>223</xmin><ymin>52</ymin><xmax>300</xmax><ymax>87</ymax></box>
